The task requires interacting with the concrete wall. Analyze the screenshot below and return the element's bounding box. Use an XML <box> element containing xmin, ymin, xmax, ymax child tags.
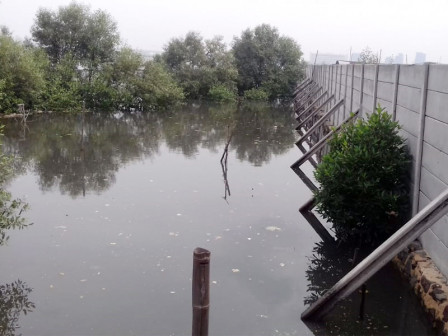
<box><xmin>308</xmin><ymin>64</ymin><xmax>448</xmax><ymax>277</ymax></box>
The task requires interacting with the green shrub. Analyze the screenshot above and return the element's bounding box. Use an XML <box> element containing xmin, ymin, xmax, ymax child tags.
<box><xmin>243</xmin><ymin>88</ymin><xmax>269</xmax><ymax>101</ymax></box>
<box><xmin>208</xmin><ymin>85</ymin><xmax>236</xmax><ymax>103</ymax></box>
<box><xmin>0</xmin><ymin>124</ymin><xmax>30</xmax><ymax>244</ymax></box>
<box><xmin>314</xmin><ymin>106</ymin><xmax>411</xmax><ymax>246</ymax></box>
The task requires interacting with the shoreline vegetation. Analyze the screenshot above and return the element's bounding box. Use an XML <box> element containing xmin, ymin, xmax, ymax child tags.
<box><xmin>0</xmin><ymin>2</ymin><xmax>305</xmax><ymax>116</ymax></box>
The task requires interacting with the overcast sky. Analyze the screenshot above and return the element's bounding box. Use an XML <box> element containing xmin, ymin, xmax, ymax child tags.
<box><xmin>1</xmin><ymin>0</ymin><xmax>447</xmax><ymax>63</ymax></box>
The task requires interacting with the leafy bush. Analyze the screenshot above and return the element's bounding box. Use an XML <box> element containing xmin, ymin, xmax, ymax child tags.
<box><xmin>314</xmin><ymin>106</ymin><xmax>411</xmax><ymax>246</ymax></box>
<box><xmin>0</xmin><ymin>125</ymin><xmax>30</xmax><ymax>244</ymax></box>
<box><xmin>208</xmin><ymin>85</ymin><xmax>236</xmax><ymax>102</ymax></box>
<box><xmin>243</xmin><ymin>88</ymin><xmax>269</xmax><ymax>101</ymax></box>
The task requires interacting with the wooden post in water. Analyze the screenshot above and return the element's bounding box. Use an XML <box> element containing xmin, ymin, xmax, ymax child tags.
<box><xmin>192</xmin><ymin>248</ymin><xmax>210</xmax><ymax>336</ymax></box>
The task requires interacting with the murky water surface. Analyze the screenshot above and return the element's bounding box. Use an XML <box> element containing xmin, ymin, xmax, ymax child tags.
<box><xmin>0</xmin><ymin>104</ymin><xmax>435</xmax><ymax>335</ymax></box>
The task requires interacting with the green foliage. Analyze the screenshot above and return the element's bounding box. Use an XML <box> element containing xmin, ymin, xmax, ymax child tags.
<box><xmin>0</xmin><ymin>35</ymin><xmax>47</xmax><ymax>113</ymax></box>
<box><xmin>31</xmin><ymin>2</ymin><xmax>119</xmax><ymax>68</ymax></box>
<box><xmin>31</xmin><ymin>2</ymin><xmax>121</xmax><ymax>110</ymax></box>
<box><xmin>42</xmin><ymin>53</ymin><xmax>82</xmax><ymax>112</ymax></box>
<box><xmin>358</xmin><ymin>46</ymin><xmax>379</xmax><ymax>64</ymax></box>
<box><xmin>0</xmin><ymin>279</ymin><xmax>35</xmax><ymax>336</ymax></box>
<box><xmin>314</xmin><ymin>106</ymin><xmax>411</xmax><ymax>246</ymax></box>
<box><xmin>161</xmin><ymin>33</ymin><xmax>237</xmax><ymax>99</ymax></box>
<box><xmin>136</xmin><ymin>61</ymin><xmax>185</xmax><ymax>110</ymax></box>
<box><xmin>0</xmin><ymin>125</ymin><xmax>30</xmax><ymax>245</ymax></box>
<box><xmin>232</xmin><ymin>24</ymin><xmax>305</xmax><ymax>100</ymax></box>
<box><xmin>243</xmin><ymin>88</ymin><xmax>269</xmax><ymax>101</ymax></box>
<box><xmin>208</xmin><ymin>85</ymin><xmax>236</xmax><ymax>102</ymax></box>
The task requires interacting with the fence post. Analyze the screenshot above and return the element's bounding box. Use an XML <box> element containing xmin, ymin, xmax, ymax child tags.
<box><xmin>192</xmin><ymin>248</ymin><xmax>210</xmax><ymax>336</ymax></box>
<box><xmin>392</xmin><ymin>65</ymin><xmax>400</xmax><ymax>121</ymax></box>
<box><xmin>359</xmin><ymin>64</ymin><xmax>365</xmax><ymax>116</ymax></box>
<box><xmin>343</xmin><ymin>65</ymin><xmax>348</xmax><ymax>121</ymax></box>
<box><xmin>350</xmin><ymin>64</ymin><xmax>355</xmax><ymax>113</ymax></box>
<box><xmin>412</xmin><ymin>64</ymin><xmax>430</xmax><ymax>216</ymax></box>
<box><xmin>372</xmin><ymin>64</ymin><xmax>379</xmax><ymax>112</ymax></box>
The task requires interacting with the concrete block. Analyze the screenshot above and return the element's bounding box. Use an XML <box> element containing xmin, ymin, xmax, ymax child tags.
<box><xmin>399</xmin><ymin>64</ymin><xmax>426</xmax><ymax>88</ymax></box>
<box><xmin>363</xmin><ymin>64</ymin><xmax>377</xmax><ymax>80</ymax></box>
<box><xmin>362</xmin><ymin>93</ymin><xmax>374</xmax><ymax>114</ymax></box>
<box><xmin>424</xmin><ymin>117</ymin><xmax>448</xmax><ymax>154</ymax></box>
<box><xmin>377</xmin><ymin>81</ymin><xmax>394</xmax><ymax>103</ymax></box>
<box><xmin>426</xmin><ymin>90</ymin><xmax>448</xmax><ymax>124</ymax></box>
<box><xmin>376</xmin><ymin>98</ymin><xmax>393</xmax><ymax>114</ymax></box>
<box><xmin>353</xmin><ymin>76</ymin><xmax>362</xmax><ymax>88</ymax></box>
<box><xmin>422</xmin><ymin>141</ymin><xmax>448</xmax><ymax>185</ymax></box>
<box><xmin>428</xmin><ymin>64</ymin><xmax>448</xmax><ymax>93</ymax></box>
<box><xmin>363</xmin><ymin>78</ymin><xmax>375</xmax><ymax>95</ymax></box>
<box><xmin>352</xmin><ymin>99</ymin><xmax>360</xmax><ymax>113</ymax></box>
<box><xmin>397</xmin><ymin>85</ymin><xmax>421</xmax><ymax>113</ymax></box>
<box><xmin>419</xmin><ymin>190</ymin><xmax>431</xmax><ymax>209</ymax></box>
<box><xmin>378</xmin><ymin>64</ymin><xmax>397</xmax><ymax>83</ymax></box>
<box><xmin>396</xmin><ymin>105</ymin><xmax>420</xmax><ymax>137</ymax></box>
<box><xmin>420</xmin><ymin>227</ymin><xmax>448</xmax><ymax>279</ymax></box>
<box><xmin>354</xmin><ymin>64</ymin><xmax>363</xmax><ymax>77</ymax></box>
<box><xmin>420</xmin><ymin>167</ymin><xmax>447</xmax><ymax>201</ymax></box>
<box><xmin>399</xmin><ymin>129</ymin><xmax>418</xmax><ymax>159</ymax></box>
<box><xmin>352</xmin><ymin>90</ymin><xmax>361</xmax><ymax>103</ymax></box>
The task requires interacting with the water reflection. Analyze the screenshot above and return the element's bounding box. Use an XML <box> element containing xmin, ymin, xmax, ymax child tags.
<box><xmin>304</xmin><ymin>241</ymin><xmax>351</xmax><ymax>306</ymax></box>
<box><xmin>0</xmin><ymin>279</ymin><xmax>35</xmax><ymax>336</ymax></box>
<box><xmin>304</xmin><ymin>242</ymin><xmax>437</xmax><ymax>336</ymax></box>
<box><xmin>2</xmin><ymin>103</ymin><xmax>296</xmax><ymax>197</ymax></box>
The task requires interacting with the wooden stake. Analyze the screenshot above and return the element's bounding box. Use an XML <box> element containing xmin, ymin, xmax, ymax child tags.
<box><xmin>192</xmin><ymin>248</ymin><xmax>210</xmax><ymax>336</ymax></box>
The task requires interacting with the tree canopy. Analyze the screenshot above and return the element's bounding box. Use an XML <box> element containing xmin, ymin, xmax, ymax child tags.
<box><xmin>161</xmin><ymin>32</ymin><xmax>237</xmax><ymax>100</ymax></box>
<box><xmin>232</xmin><ymin>24</ymin><xmax>305</xmax><ymax>100</ymax></box>
<box><xmin>31</xmin><ymin>2</ymin><xmax>120</xmax><ymax>67</ymax></box>
<box><xmin>0</xmin><ymin>5</ymin><xmax>306</xmax><ymax>113</ymax></box>
<box><xmin>358</xmin><ymin>47</ymin><xmax>379</xmax><ymax>64</ymax></box>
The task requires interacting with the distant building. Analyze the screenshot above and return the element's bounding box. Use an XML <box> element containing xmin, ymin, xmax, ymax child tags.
<box><xmin>350</xmin><ymin>53</ymin><xmax>361</xmax><ymax>62</ymax></box>
<box><xmin>415</xmin><ymin>52</ymin><xmax>426</xmax><ymax>64</ymax></box>
<box><xmin>384</xmin><ymin>56</ymin><xmax>394</xmax><ymax>64</ymax></box>
<box><xmin>309</xmin><ymin>53</ymin><xmax>348</xmax><ymax>65</ymax></box>
<box><xmin>394</xmin><ymin>53</ymin><xmax>404</xmax><ymax>64</ymax></box>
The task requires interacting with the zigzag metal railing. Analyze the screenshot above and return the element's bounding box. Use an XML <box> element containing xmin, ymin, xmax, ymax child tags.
<box><xmin>301</xmin><ymin>187</ymin><xmax>448</xmax><ymax>320</ymax></box>
<box><xmin>294</xmin><ymin>82</ymin><xmax>315</xmax><ymax>106</ymax></box>
<box><xmin>294</xmin><ymin>99</ymin><xmax>345</xmax><ymax>170</ymax></box>
<box><xmin>296</xmin><ymin>91</ymin><xmax>330</xmax><ymax>123</ymax></box>
<box><xmin>291</xmin><ymin>109</ymin><xmax>359</xmax><ymax>192</ymax></box>
<box><xmin>295</xmin><ymin>82</ymin><xmax>320</xmax><ymax>110</ymax></box>
<box><xmin>296</xmin><ymin>94</ymin><xmax>334</xmax><ymax>131</ymax></box>
<box><xmin>292</xmin><ymin>76</ymin><xmax>448</xmax><ymax>322</ymax></box>
<box><xmin>291</xmin><ymin>110</ymin><xmax>360</xmax><ymax>244</ymax></box>
<box><xmin>292</xmin><ymin>78</ymin><xmax>311</xmax><ymax>97</ymax></box>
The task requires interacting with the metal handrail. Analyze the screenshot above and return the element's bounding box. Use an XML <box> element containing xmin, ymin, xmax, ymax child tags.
<box><xmin>301</xmin><ymin>187</ymin><xmax>448</xmax><ymax>320</ymax></box>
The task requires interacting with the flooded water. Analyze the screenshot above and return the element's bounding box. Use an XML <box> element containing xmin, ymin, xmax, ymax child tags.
<box><xmin>0</xmin><ymin>103</ymin><xmax>435</xmax><ymax>335</ymax></box>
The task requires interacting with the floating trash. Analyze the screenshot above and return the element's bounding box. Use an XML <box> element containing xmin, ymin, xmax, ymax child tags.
<box><xmin>232</xmin><ymin>269</ymin><xmax>240</xmax><ymax>273</ymax></box>
<box><xmin>266</xmin><ymin>226</ymin><xmax>282</xmax><ymax>232</ymax></box>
